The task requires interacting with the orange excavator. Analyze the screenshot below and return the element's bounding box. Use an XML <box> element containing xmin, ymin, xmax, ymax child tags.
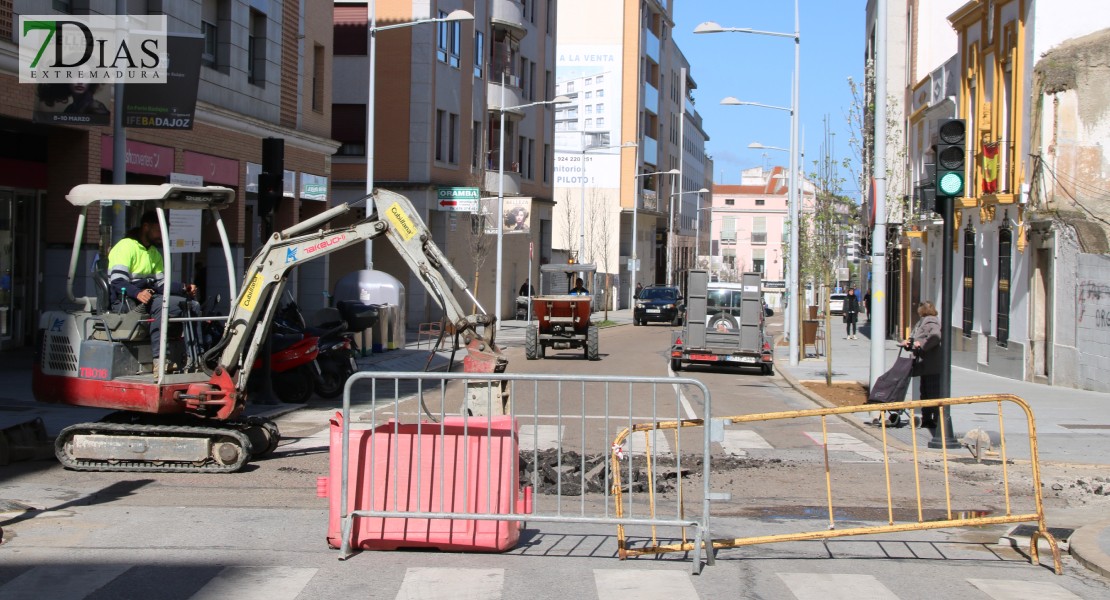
<box><xmin>34</xmin><ymin>184</ymin><xmax>505</xmax><ymax>472</ymax></box>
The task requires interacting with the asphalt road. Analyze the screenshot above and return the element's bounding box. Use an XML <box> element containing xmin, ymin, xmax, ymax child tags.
<box><xmin>1</xmin><ymin>322</ymin><xmax>1107</xmax><ymax>599</ymax></box>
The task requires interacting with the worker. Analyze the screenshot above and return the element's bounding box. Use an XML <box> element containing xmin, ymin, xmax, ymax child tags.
<box><xmin>108</xmin><ymin>210</ymin><xmax>197</xmax><ymax>377</ymax></box>
<box><xmin>569</xmin><ymin>277</ymin><xmax>589</xmax><ymax>295</ymax></box>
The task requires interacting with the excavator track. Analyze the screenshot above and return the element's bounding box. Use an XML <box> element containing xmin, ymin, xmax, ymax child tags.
<box><xmin>55</xmin><ymin>421</ymin><xmax>252</xmax><ymax>473</ymax></box>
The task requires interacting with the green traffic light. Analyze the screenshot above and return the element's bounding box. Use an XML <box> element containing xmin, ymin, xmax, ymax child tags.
<box><xmin>938</xmin><ymin>172</ymin><xmax>964</xmax><ymax>196</ymax></box>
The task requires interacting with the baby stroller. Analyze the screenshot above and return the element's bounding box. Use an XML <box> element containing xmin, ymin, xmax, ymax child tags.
<box><xmin>866</xmin><ymin>348</ymin><xmax>916</xmax><ymax>427</ymax></box>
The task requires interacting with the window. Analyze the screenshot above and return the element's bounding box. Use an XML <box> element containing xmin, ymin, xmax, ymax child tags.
<box><xmin>585</xmin><ymin>77</ymin><xmax>592</xmax><ymax>85</ymax></box>
<box><xmin>448</xmin><ymin>113</ymin><xmax>459</xmax><ymax>164</ymax></box>
<box><xmin>724</xmin><ymin>198</ymin><xmax>735</xmax><ymax>206</ymax></box>
<box><xmin>435</xmin><ymin>110</ymin><xmax>446</xmax><ymax>162</ymax></box>
<box><xmin>585</xmin><ymin>118</ymin><xmax>593</xmax><ymax>128</ymax></box>
<box><xmin>595</xmin><ymin>75</ymin><xmax>604</xmax><ymax>84</ymax></box>
<box><xmin>202</xmin><ymin>20</ymin><xmax>218</xmax><ymax>67</ymax></box>
<box><xmin>543</xmin><ymin>143</ymin><xmax>551</xmax><ymax>183</ymax></box>
<box><xmin>334</xmin><ymin>4</ymin><xmax>368</xmax><ymax>55</ymax></box>
<box><xmin>312</xmin><ymin>44</ymin><xmax>325</xmax><ymax>111</ymax></box>
<box><xmin>585</xmin><ymin>105</ymin><xmax>593</xmax><ymax>115</ymax></box>
<box><xmin>546</xmin><ymin>70</ymin><xmax>552</xmax><ymax>100</ymax></box>
<box><xmin>722</xmin><ymin>217</ymin><xmax>736</xmax><ymax>242</ymax></box>
<box><xmin>247</xmin><ymin>9</ymin><xmax>266</xmax><ymax>86</ymax></box>
<box><xmin>596</xmin><ymin>117</ymin><xmax>605</xmax><ymax>127</ymax></box>
<box><xmin>753</xmin><ymin>249</ymin><xmax>765</xmax><ymax>273</ymax></box>
<box><xmin>755</xmin><ymin>198</ymin><xmax>765</xmax><ymax>206</ymax></box>
<box><xmin>597</xmin><ymin>89</ymin><xmax>605</xmax><ymax>97</ymax></box>
<box><xmin>596</xmin><ymin>103</ymin><xmax>604</xmax><ymax>114</ymax></box>
<box><xmin>472</xmin><ymin>121</ymin><xmax>482</xmax><ymax>169</ymax></box>
<box><xmin>752</xmin><ymin>217</ymin><xmax>767</xmax><ymax>244</ymax></box>
<box><xmin>331</xmin><ymin>104</ymin><xmax>367</xmax><ymax>156</ymax></box>
<box><xmin>585</xmin><ymin>91</ymin><xmax>592</xmax><ymax>99</ymax></box>
<box><xmin>996</xmin><ymin>225</ymin><xmax>1012</xmax><ymax>347</ymax></box>
<box><xmin>474</xmin><ymin>32</ymin><xmax>484</xmax><ymax>78</ymax></box>
<box><xmin>526</xmin><ymin>139</ymin><xmax>535</xmax><ymax>179</ymax></box>
<box><xmin>567</xmin><ymin>81</ymin><xmax>575</xmax><ymax>93</ymax></box>
<box><xmin>437</xmin><ymin>11</ymin><xmax>461</xmax><ymax>68</ymax></box>
<box><xmin>962</xmin><ymin>226</ymin><xmax>975</xmax><ymax>337</ymax></box>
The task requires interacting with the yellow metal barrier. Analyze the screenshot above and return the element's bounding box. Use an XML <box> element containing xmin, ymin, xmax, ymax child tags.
<box><xmin>611</xmin><ymin>394</ymin><xmax>1062</xmax><ymax>574</ymax></box>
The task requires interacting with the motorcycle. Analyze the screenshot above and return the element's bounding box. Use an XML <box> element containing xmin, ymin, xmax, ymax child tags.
<box><xmin>303</xmin><ymin>305</ymin><xmax>359</xmax><ymax>399</ymax></box>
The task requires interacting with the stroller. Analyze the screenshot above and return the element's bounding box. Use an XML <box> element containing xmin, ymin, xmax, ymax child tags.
<box><xmin>865</xmin><ymin>348</ymin><xmax>916</xmax><ymax>427</ymax></box>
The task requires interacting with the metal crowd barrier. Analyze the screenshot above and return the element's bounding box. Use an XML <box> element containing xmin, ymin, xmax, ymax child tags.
<box><xmin>616</xmin><ymin>394</ymin><xmax>1062</xmax><ymax>574</ymax></box>
<box><xmin>334</xmin><ymin>372</ymin><xmax>716</xmax><ymax>573</ymax></box>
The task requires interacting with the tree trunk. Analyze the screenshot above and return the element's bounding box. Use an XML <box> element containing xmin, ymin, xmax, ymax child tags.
<box><xmin>824</xmin><ymin>276</ymin><xmax>833</xmax><ymax>386</ymax></box>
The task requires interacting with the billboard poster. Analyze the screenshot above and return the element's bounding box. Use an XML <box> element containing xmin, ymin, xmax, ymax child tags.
<box><xmin>554</xmin><ymin>45</ymin><xmax>623</xmax><ymax>190</ymax></box>
<box><xmin>33</xmin><ymin>81</ymin><xmax>112</xmax><ymax>126</ymax></box>
<box><xmin>122</xmin><ymin>34</ymin><xmax>203</xmax><ymax>130</ymax></box>
<box><xmin>501</xmin><ymin>197</ymin><xmax>532</xmax><ymax>234</ymax></box>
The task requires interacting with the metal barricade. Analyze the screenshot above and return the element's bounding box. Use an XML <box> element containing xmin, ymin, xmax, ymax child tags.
<box><xmin>334</xmin><ymin>372</ymin><xmax>716</xmax><ymax>573</ymax></box>
<box><xmin>618</xmin><ymin>394</ymin><xmax>1062</xmax><ymax>574</ymax></box>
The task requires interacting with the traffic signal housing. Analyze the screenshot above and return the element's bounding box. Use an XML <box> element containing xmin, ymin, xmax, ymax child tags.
<box><xmin>935</xmin><ymin>118</ymin><xmax>966</xmax><ymax>199</ymax></box>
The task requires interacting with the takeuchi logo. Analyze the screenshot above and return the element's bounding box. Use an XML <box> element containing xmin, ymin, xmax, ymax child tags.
<box><xmin>18</xmin><ymin>15</ymin><xmax>167</xmax><ymax>84</ymax></box>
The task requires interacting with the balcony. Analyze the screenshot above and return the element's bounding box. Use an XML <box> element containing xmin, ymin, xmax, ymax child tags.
<box><xmin>484</xmin><ymin>168</ymin><xmax>521</xmax><ymax>196</ymax></box>
<box><xmin>491</xmin><ymin>0</ymin><xmax>527</xmax><ymax>38</ymax></box>
<box><xmin>643</xmin><ymin>135</ymin><xmax>658</xmax><ymax>166</ymax></box>
<box><xmin>488</xmin><ymin>78</ymin><xmax>524</xmax><ymax>116</ymax></box>
<box><xmin>644</xmin><ymin>28</ymin><xmax>660</xmax><ymax>63</ymax></box>
<box><xmin>643</xmin><ymin>82</ymin><xmax>659</xmax><ymax>115</ymax></box>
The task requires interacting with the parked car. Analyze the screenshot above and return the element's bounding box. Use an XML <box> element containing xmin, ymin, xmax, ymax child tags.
<box><xmin>829</xmin><ymin>293</ymin><xmax>848</xmax><ymax>315</ymax></box>
<box><xmin>634</xmin><ymin>285</ymin><xmax>684</xmax><ymax>326</ymax></box>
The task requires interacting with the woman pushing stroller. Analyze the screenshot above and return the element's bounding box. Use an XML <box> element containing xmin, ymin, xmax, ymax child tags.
<box><xmin>903</xmin><ymin>301</ymin><xmax>943</xmax><ymax>430</ymax></box>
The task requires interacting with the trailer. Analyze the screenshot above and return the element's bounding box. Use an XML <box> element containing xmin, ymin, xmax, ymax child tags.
<box><xmin>669</xmin><ymin>271</ymin><xmax>773</xmax><ymax>375</ymax></box>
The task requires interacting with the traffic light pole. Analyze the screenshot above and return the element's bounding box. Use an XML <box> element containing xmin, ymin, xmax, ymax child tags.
<box><xmin>252</xmin><ymin>137</ymin><xmax>284</xmax><ymax>406</ymax></box>
<box><xmin>931</xmin><ymin>195</ymin><xmax>959</xmax><ymax>448</ymax></box>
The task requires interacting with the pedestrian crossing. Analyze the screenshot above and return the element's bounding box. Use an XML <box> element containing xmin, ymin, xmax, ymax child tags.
<box><xmin>0</xmin><ymin>565</ymin><xmax>1085</xmax><ymax>599</ymax></box>
<box><xmin>276</xmin><ymin>419</ymin><xmax>892</xmax><ymax>464</ymax></box>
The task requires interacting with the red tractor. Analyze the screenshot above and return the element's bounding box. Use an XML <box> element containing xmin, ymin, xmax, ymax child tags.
<box><xmin>525</xmin><ymin>263</ymin><xmax>599</xmax><ymax>361</ymax></box>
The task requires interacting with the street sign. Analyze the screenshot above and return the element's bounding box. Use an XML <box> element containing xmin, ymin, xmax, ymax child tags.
<box><xmin>436</xmin><ymin>187</ymin><xmax>479</xmax><ymax>212</ymax></box>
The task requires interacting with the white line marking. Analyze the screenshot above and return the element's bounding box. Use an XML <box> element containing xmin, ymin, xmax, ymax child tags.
<box><xmin>804</xmin><ymin>431</ymin><xmax>888</xmax><ymax>462</ymax></box>
<box><xmin>518</xmin><ymin>424</ymin><xmax>563</xmax><ymax>451</ymax></box>
<box><xmin>967</xmin><ymin>578</ymin><xmax>1081</xmax><ymax>600</ymax></box>
<box><xmin>396</xmin><ymin>568</ymin><xmax>504</xmax><ymax>600</ymax></box>
<box><xmin>777</xmin><ymin>573</ymin><xmax>898</xmax><ymax>599</ymax></box>
<box><xmin>0</xmin><ymin>565</ymin><xmax>129</xmax><ymax>600</ymax></box>
<box><xmin>594</xmin><ymin>569</ymin><xmax>697</xmax><ymax>600</ymax></box>
<box><xmin>720</xmin><ymin>429</ymin><xmax>773</xmax><ymax>455</ymax></box>
<box><xmin>191</xmin><ymin>567</ymin><xmax>316</xmax><ymax>600</ymax></box>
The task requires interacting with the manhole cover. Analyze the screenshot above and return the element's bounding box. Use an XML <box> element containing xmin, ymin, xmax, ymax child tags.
<box><xmin>1000</xmin><ymin>524</ymin><xmax>1075</xmax><ymax>552</ymax></box>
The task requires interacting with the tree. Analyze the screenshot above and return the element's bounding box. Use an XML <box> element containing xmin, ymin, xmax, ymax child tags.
<box><xmin>559</xmin><ymin>189</ymin><xmax>579</xmax><ymax>265</ymax></box>
<box><xmin>587</xmin><ymin>186</ymin><xmax>615</xmax><ymax>319</ymax></box>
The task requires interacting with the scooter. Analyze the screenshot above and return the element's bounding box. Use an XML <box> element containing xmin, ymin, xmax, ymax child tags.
<box><xmin>306</xmin><ymin>309</ymin><xmax>359</xmax><ymax>399</ymax></box>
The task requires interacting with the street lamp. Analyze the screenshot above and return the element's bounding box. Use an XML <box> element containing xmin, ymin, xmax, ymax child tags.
<box><xmin>671</xmin><ymin>188</ymin><xmax>709</xmax><ymax>273</ymax></box>
<box><xmin>494</xmin><ymin>88</ymin><xmax>571</xmax><ymax>322</ymax></box>
<box><xmin>364</xmin><ymin>7</ymin><xmax>474</xmax><ymax>268</ymax></box>
<box><xmin>748</xmin><ymin>140</ymin><xmax>790</xmax><ymax>340</ymax></box>
<box><xmin>699</xmin><ymin>2</ymin><xmax>800</xmax><ymax>365</ymax></box>
<box><xmin>631</xmin><ymin>168</ymin><xmax>679</xmax><ymax>301</ymax></box>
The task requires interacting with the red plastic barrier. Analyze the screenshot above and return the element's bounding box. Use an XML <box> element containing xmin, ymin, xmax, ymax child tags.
<box><xmin>322</xmin><ymin>412</ymin><xmax>529</xmax><ymax>552</ymax></box>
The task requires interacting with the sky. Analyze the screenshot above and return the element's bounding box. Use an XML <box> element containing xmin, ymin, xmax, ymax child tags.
<box><xmin>672</xmin><ymin>0</ymin><xmax>866</xmax><ymax>198</ymax></box>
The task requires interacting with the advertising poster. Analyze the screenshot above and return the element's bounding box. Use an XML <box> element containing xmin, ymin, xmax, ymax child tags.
<box><xmin>501</xmin><ymin>197</ymin><xmax>532</xmax><ymax>234</ymax></box>
<box><xmin>33</xmin><ymin>82</ymin><xmax>112</xmax><ymax>126</ymax></box>
<box><xmin>122</xmin><ymin>34</ymin><xmax>203</xmax><ymax>130</ymax></box>
<box><xmin>554</xmin><ymin>44</ymin><xmax>624</xmax><ymax>190</ymax></box>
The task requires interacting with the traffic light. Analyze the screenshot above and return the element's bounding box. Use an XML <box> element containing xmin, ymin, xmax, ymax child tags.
<box><xmin>935</xmin><ymin>119</ymin><xmax>966</xmax><ymax>199</ymax></box>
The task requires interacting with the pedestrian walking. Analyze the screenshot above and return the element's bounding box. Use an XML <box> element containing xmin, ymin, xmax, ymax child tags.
<box><xmin>903</xmin><ymin>301</ymin><xmax>943</xmax><ymax>430</ymax></box>
<box><xmin>864</xmin><ymin>290</ymin><xmax>872</xmax><ymax>322</ymax></box>
<box><xmin>844</xmin><ymin>286</ymin><xmax>860</xmax><ymax>339</ymax></box>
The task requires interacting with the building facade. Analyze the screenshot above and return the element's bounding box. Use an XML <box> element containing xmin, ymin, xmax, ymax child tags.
<box><xmin>553</xmin><ymin>0</ymin><xmax>711</xmax><ymax>307</ymax></box>
<box><xmin>330</xmin><ymin>0</ymin><xmax>559</xmax><ymax>325</ymax></box>
<box><xmin>0</xmin><ymin>0</ymin><xmax>336</xmax><ymax>349</ymax></box>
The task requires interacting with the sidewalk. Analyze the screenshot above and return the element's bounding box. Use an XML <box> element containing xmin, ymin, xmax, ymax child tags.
<box><xmin>772</xmin><ymin>318</ymin><xmax>1110</xmax><ymax>579</ymax></box>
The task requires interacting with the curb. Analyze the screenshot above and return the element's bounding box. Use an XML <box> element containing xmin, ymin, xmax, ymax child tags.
<box><xmin>1069</xmin><ymin>518</ymin><xmax>1110</xmax><ymax>579</ymax></box>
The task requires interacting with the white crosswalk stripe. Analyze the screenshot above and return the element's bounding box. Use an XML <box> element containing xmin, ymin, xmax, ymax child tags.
<box><xmin>967</xmin><ymin>578</ymin><xmax>1082</xmax><ymax>599</ymax></box>
<box><xmin>719</xmin><ymin>429</ymin><xmax>773</xmax><ymax>456</ymax></box>
<box><xmin>804</xmin><ymin>431</ymin><xmax>888</xmax><ymax>462</ymax></box>
<box><xmin>191</xmin><ymin>566</ymin><xmax>316</xmax><ymax>600</ymax></box>
<box><xmin>778</xmin><ymin>573</ymin><xmax>898</xmax><ymax>599</ymax></box>
<box><xmin>0</xmin><ymin>564</ymin><xmax>129</xmax><ymax>600</ymax></box>
<box><xmin>518</xmin><ymin>424</ymin><xmax>563</xmax><ymax>451</ymax></box>
<box><xmin>623</xmin><ymin>428</ymin><xmax>672</xmax><ymax>455</ymax></box>
<box><xmin>395</xmin><ymin>567</ymin><xmax>504</xmax><ymax>600</ymax></box>
<box><xmin>594</xmin><ymin>569</ymin><xmax>698</xmax><ymax>599</ymax></box>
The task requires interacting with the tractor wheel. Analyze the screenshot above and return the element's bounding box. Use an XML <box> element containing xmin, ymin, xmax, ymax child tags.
<box><xmin>525</xmin><ymin>324</ymin><xmax>540</xmax><ymax>360</ymax></box>
<box><xmin>586</xmin><ymin>325</ymin><xmax>600</xmax><ymax>360</ymax></box>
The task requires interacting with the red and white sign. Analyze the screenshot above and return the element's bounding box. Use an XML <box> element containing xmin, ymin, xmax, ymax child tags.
<box><xmin>101</xmin><ymin>136</ymin><xmax>173</xmax><ymax>176</ymax></box>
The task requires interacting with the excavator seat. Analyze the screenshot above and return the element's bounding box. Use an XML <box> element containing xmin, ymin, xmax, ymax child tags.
<box><xmin>89</xmin><ymin>271</ymin><xmax>150</xmax><ymax>342</ymax></box>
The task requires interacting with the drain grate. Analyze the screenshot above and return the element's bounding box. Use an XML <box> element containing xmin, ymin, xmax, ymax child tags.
<box><xmin>999</xmin><ymin>524</ymin><xmax>1075</xmax><ymax>553</ymax></box>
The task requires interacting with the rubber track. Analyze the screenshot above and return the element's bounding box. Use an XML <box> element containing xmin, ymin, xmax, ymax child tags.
<box><xmin>55</xmin><ymin>422</ymin><xmax>252</xmax><ymax>473</ymax></box>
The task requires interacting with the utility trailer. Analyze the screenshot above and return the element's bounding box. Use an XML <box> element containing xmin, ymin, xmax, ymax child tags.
<box><xmin>669</xmin><ymin>271</ymin><xmax>773</xmax><ymax>374</ymax></box>
<box><xmin>524</xmin><ymin>263</ymin><xmax>598</xmax><ymax>360</ymax></box>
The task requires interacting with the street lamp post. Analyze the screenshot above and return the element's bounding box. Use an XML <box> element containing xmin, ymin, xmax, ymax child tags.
<box><xmin>578</xmin><ymin>141</ymin><xmax>634</xmax><ymax>267</ymax></box>
<box><xmin>748</xmin><ymin>141</ymin><xmax>791</xmax><ymax>339</ymax></box>
<box><xmin>631</xmin><ymin>168</ymin><xmax>679</xmax><ymax>300</ymax></box>
<box><xmin>698</xmin><ymin>2</ymin><xmax>800</xmax><ymax>365</ymax></box>
<box><xmin>495</xmin><ymin>89</ymin><xmax>571</xmax><ymax>321</ymax></box>
<box><xmin>365</xmin><ymin>6</ymin><xmax>474</xmax><ymax>268</ymax></box>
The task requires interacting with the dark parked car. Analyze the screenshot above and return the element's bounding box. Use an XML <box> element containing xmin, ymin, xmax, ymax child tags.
<box><xmin>634</xmin><ymin>285</ymin><xmax>684</xmax><ymax>326</ymax></box>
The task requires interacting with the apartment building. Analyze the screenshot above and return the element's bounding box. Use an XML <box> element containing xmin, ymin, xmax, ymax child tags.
<box><xmin>887</xmin><ymin>0</ymin><xmax>1110</xmax><ymax>390</ymax></box>
<box><xmin>554</xmin><ymin>0</ymin><xmax>711</xmax><ymax>307</ymax></box>
<box><xmin>0</xmin><ymin>0</ymin><xmax>336</xmax><ymax>350</ymax></box>
<box><xmin>330</xmin><ymin>0</ymin><xmax>559</xmax><ymax>324</ymax></box>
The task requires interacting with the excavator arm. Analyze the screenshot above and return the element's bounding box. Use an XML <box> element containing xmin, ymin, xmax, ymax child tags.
<box><xmin>205</xmin><ymin>189</ymin><xmax>506</xmax><ymax>403</ymax></box>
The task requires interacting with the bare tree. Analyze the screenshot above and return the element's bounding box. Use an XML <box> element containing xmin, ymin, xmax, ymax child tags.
<box><xmin>588</xmin><ymin>187</ymin><xmax>614</xmax><ymax>319</ymax></box>
<box><xmin>559</xmin><ymin>189</ymin><xmax>579</xmax><ymax>264</ymax></box>
<box><xmin>467</xmin><ymin>204</ymin><xmax>495</xmax><ymax>314</ymax></box>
